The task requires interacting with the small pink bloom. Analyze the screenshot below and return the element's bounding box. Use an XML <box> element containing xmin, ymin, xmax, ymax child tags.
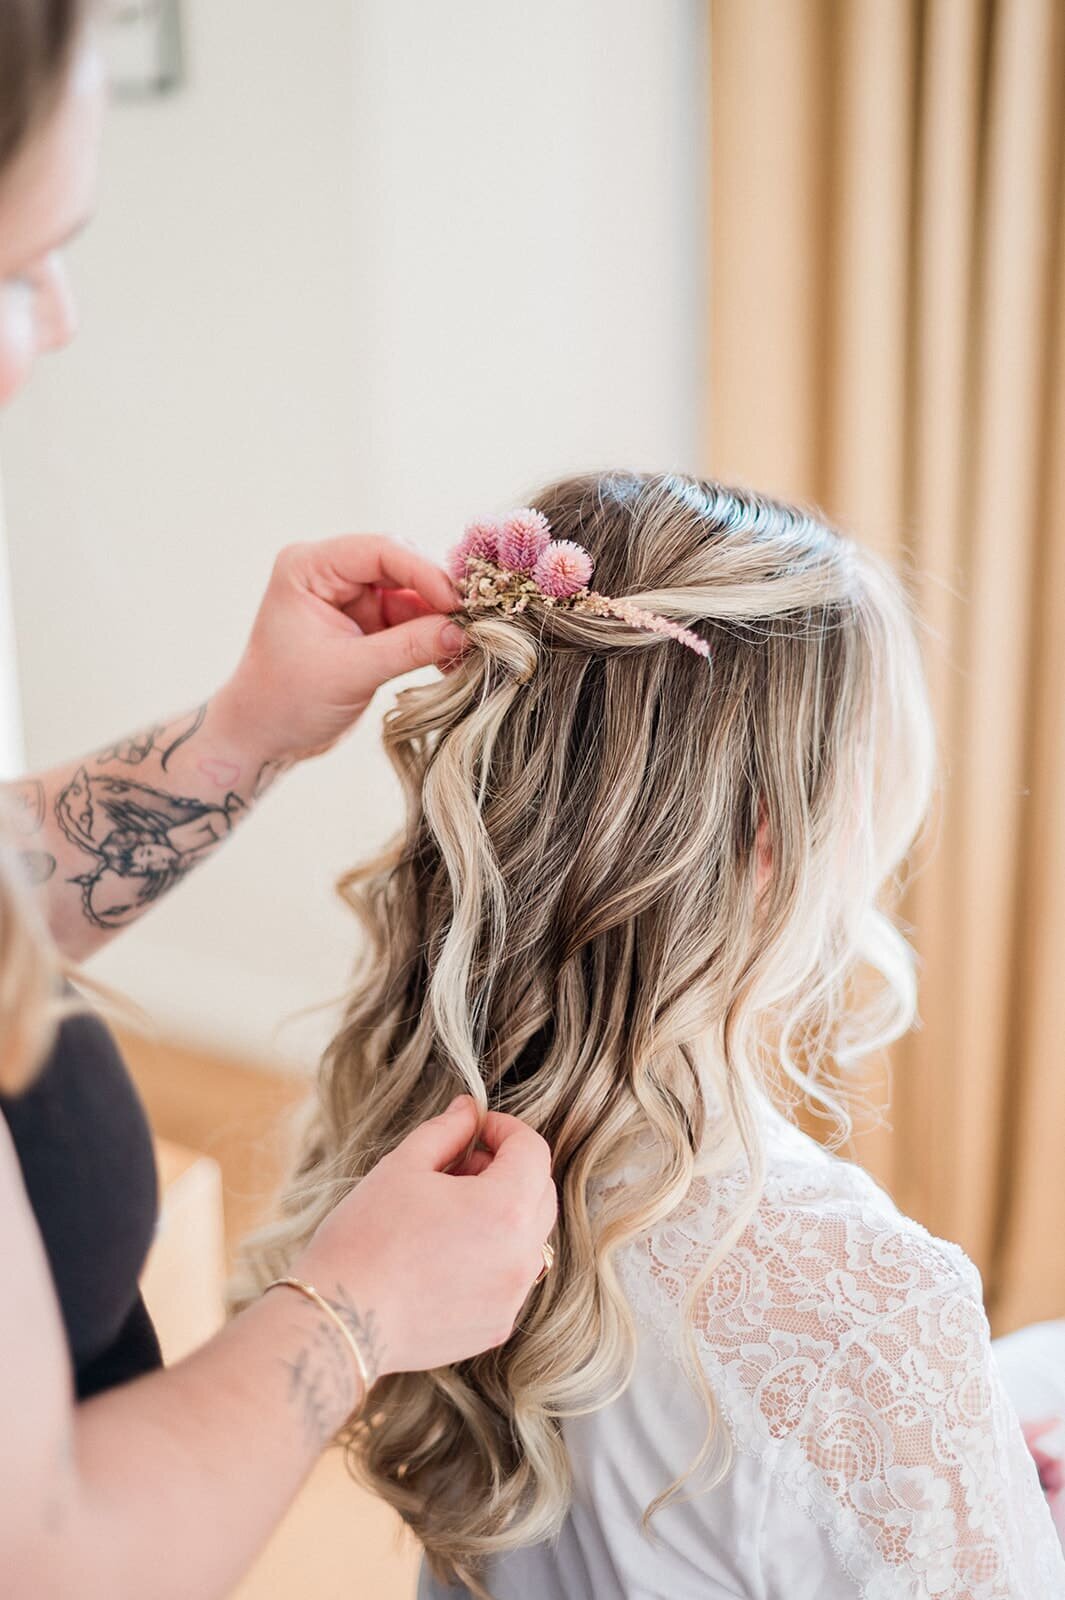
<box><xmin>498</xmin><ymin>509</ymin><xmax>552</xmax><ymax>572</ymax></box>
<box><xmin>446</xmin><ymin>517</ymin><xmax>502</xmax><ymax>581</ymax></box>
<box><xmin>445</xmin><ymin>544</ymin><xmax>469</xmax><ymax>582</ymax></box>
<box><xmin>533</xmin><ymin>539</ymin><xmax>594</xmax><ymax>598</ymax></box>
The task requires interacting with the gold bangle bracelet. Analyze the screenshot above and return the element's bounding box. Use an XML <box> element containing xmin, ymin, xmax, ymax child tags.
<box><xmin>264</xmin><ymin>1276</ymin><xmax>372</xmax><ymax>1404</ymax></box>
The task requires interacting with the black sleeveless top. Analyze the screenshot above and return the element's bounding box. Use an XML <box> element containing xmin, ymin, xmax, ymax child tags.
<box><xmin>1</xmin><ymin>1003</ymin><xmax>163</xmax><ymax>1398</ymax></box>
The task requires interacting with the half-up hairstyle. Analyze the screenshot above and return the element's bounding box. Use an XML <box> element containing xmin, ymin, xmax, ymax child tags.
<box><xmin>240</xmin><ymin>471</ymin><xmax>937</xmax><ymax>1594</ymax></box>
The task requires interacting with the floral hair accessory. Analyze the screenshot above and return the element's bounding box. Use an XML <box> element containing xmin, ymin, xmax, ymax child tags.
<box><xmin>447</xmin><ymin>508</ymin><xmax>712</xmax><ymax>660</ymax></box>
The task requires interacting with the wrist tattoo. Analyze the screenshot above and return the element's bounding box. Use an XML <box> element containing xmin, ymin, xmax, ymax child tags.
<box><xmin>55</xmin><ymin>767</ymin><xmax>245</xmax><ymax>929</ymax></box>
<box><xmin>95</xmin><ymin>703</ymin><xmax>207</xmax><ymax>771</ymax></box>
<box><xmin>196</xmin><ymin>757</ymin><xmax>242</xmax><ymax>789</ymax></box>
<box><xmin>253</xmin><ymin>758</ymin><xmax>290</xmax><ymax>799</ymax></box>
<box><xmin>322</xmin><ymin>1285</ymin><xmax>385</xmax><ymax>1386</ymax></box>
<box><xmin>283</xmin><ymin>1312</ymin><xmax>361</xmax><ymax>1449</ymax></box>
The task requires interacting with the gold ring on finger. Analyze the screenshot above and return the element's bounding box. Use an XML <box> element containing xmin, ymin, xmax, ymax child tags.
<box><xmin>534</xmin><ymin>1241</ymin><xmax>555</xmax><ymax>1285</ymax></box>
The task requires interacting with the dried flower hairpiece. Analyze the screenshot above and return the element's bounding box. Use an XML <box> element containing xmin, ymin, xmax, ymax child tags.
<box><xmin>446</xmin><ymin>508</ymin><xmax>712</xmax><ymax>661</ymax></box>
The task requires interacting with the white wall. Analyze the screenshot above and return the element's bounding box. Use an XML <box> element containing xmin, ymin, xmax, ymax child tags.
<box><xmin>0</xmin><ymin>0</ymin><xmax>704</xmax><ymax>1068</ymax></box>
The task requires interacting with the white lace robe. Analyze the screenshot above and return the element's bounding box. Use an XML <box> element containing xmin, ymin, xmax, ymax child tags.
<box><xmin>420</xmin><ymin>1109</ymin><xmax>1065</xmax><ymax>1599</ymax></box>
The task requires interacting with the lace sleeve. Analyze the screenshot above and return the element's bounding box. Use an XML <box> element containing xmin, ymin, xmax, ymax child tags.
<box><xmin>785</xmin><ymin>1265</ymin><xmax>1065</xmax><ymax>1598</ymax></box>
<box><xmin>621</xmin><ymin>1162</ymin><xmax>1065</xmax><ymax>1599</ymax></box>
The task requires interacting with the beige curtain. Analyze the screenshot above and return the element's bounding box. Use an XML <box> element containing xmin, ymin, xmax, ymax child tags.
<box><xmin>707</xmin><ymin>0</ymin><xmax>1065</xmax><ymax>1333</ymax></box>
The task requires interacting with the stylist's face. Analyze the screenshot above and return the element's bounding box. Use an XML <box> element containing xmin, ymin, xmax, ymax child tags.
<box><xmin>0</xmin><ymin>39</ymin><xmax>105</xmax><ymax>409</ymax></box>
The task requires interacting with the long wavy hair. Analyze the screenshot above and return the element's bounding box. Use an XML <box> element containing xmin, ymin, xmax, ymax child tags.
<box><xmin>241</xmin><ymin>471</ymin><xmax>937</xmax><ymax>1594</ymax></box>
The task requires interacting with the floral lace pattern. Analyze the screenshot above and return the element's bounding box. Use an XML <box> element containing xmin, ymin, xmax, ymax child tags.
<box><xmin>613</xmin><ymin>1115</ymin><xmax>1065</xmax><ymax>1597</ymax></box>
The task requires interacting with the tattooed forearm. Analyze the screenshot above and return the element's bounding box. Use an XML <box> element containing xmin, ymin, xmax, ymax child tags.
<box><xmin>283</xmin><ymin>1313</ymin><xmax>361</xmax><ymax>1450</ymax></box>
<box><xmin>54</xmin><ymin>768</ymin><xmax>246</xmax><ymax>931</ymax></box>
<box><xmin>3</xmin><ymin>694</ymin><xmax>290</xmax><ymax>957</ymax></box>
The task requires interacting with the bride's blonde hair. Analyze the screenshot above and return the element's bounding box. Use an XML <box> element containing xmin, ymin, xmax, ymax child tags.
<box><xmin>241</xmin><ymin>472</ymin><xmax>936</xmax><ymax>1593</ymax></box>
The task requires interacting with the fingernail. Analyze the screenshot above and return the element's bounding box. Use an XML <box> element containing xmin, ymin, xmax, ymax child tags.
<box><xmin>446</xmin><ymin>1094</ymin><xmax>467</xmax><ymax>1111</ymax></box>
<box><xmin>440</xmin><ymin>622</ymin><xmax>465</xmax><ymax>653</ymax></box>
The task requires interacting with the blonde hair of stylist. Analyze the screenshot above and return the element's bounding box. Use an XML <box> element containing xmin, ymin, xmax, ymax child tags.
<box><xmin>0</xmin><ymin>6</ymin><xmax>556</xmax><ymax>1597</ymax></box>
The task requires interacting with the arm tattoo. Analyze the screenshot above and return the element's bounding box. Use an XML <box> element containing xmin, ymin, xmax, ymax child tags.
<box><xmin>8</xmin><ymin>702</ymin><xmax>287</xmax><ymax>936</ymax></box>
<box><xmin>54</xmin><ymin>767</ymin><xmax>246</xmax><ymax>930</ymax></box>
<box><xmin>9</xmin><ymin>778</ymin><xmax>46</xmax><ymax>835</ymax></box>
<box><xmin>21</xmin><ymin>849</ymin><xmax>57</xmax><ymax>885</ymax></box>
<box><xmin>8</xmin><ymin>779</ymin><xmax>57</xmax><ymax>885</ymax></box>
<box><xmin>94</xmin><ymin>703</ymin><xmax>207</xmax><ymax>772</ymax></box>
<box><xmin>322</xmin><ymin>1285</ymin><xmax>385</xmax><ymax>1386</ymax></box>
<box><xmin>253</xmin><ymin>758</ymin><xmax>289</xmax><ymax>799</ymax></box>
<box><xmin>283</xmin><ymin>1314</ymin><xmax>361</xmax><ymax>1450</ymax></box>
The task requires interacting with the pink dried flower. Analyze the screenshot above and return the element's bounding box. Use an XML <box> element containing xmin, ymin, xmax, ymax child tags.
<box><xmin>445</xmin><ymin>517</ymin><xmax>502</xmax><ymax>582</ymax></box>
<box><xmin>533</xmin><ymin>539</ymin><xmax>594</xmax><ymax>598</ymax></box>
<box><xmin>586</xmin><ymin>594</ymin><xmax>711</xmax><ymax>658</ymax></box>
<box><xmin>498</xmin><ymin>508</ymin><xmax>552</xmax><ymax>573</ymax></box>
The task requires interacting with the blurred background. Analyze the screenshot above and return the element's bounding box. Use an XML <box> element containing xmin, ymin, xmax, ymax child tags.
<box><xmin>0</xmin><ymin>1</ymin><xmax>1062</xmax><ymax>1594</ymax></box>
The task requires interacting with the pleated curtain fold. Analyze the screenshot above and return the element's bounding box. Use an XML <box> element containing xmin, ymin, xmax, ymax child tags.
<box><xmin>707</xmin><ymin>0</ymin><xmax>1065</xmax><ymax>1332</ymax></box>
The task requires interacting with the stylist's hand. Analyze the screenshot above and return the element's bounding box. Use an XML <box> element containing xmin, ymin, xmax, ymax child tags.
<box><xmin>221</xmin><ymin>535</ymin><xmax>468</xmax><ymax>764</ymax></box>
<box><xmin>290</xmin><ymin>1096</ymin><xmax>556</xmax><ymax>1379</ymax></box>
